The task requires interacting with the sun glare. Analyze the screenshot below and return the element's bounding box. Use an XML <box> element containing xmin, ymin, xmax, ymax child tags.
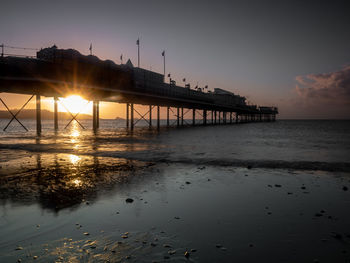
<box><xmin>59</xmin><ymin>95</ymin><xmax>89</xmax><ymax>114</ymax></box>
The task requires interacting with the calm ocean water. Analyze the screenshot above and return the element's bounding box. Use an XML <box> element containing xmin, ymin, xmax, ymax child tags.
<box><xmin>0</xmin><ymin>119</ymin><xmax>349</xmax><ymax>168</ymax></box>
<box><xmin>1</xmin><ymin>120</ymin><xmax>350</xmax><ymax>262</ymax></box>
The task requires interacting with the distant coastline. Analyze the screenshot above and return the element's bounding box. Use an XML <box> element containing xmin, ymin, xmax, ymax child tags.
<box><xmin>0</xmin><ymin>109</ymin><xmax>92</xmax><ymax>120</ymax></box>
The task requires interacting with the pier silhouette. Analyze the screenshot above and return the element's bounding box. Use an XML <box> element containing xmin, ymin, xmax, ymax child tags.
<box><xmin>0</xmin><ymin>45</ymin><xmax>278</xmax><ymax>135</ymax></box>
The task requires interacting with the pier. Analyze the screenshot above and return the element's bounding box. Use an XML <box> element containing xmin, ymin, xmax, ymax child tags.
<box><xmin>0</xmin><ymin>45</ymin><xmax>278</xmax><ymax>135</ymax></box>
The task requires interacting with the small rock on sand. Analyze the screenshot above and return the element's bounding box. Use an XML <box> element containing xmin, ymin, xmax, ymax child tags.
<box><xmin>126</xmin><ymin>198</ymin><xmax>134</xmax><ymax>203</ymax></box>
<box><xmin>184</xmin><ymin>251</ymin><xmax>190</xmax><ymax>258</ymax></box>
<box><xmin>274</xmin><ymin>184</ymin><xmax>282</xmax><ymax>187</ymax></box>
<box><xmin>168</xmin><ymin>250</ymin><xmax>176</xmax><ymax>255</ymax></box>
<box><xmin>343</xmin><ymin>186</ymin><xmax>348</xmax><ymax>191</ymax></box>
<box><xmin>185</xmin><ymin>181</ymin><xmax>191</xmax><ymax>184</ymax></box>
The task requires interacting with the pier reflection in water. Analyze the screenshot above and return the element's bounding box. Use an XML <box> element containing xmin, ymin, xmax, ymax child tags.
<box><xmin>0</xmin><ymin>122</ymin><xmax>156</xmax><ymax>213</ymax></box>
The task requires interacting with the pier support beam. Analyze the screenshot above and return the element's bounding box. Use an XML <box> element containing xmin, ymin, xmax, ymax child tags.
<box><xmin>167</xmin><ymin>107</ymin><xmax>170</xmax><ymax>127</ymax></box>
<box><xmin>126</xmin><ymin>103</ymin><xmax>129</xmax><ymax>128</ymax></box>
<box><xmin>54</xmin><ymin>96</ymin><xmax>58</xmax><ymax>131</ymax></box>
<box><xmin>181</xmin><ymin>108</ymin><xmax>184</xmax><ymax>126</ymax></box>
<box><xmin>214</xmin><ymin>111</ymin><xmax>217</xmax><ymax>124</ymax></box>
<box><xmin>36</xmin><ymin>94</ymin><xmax>41</xmax><ymax>136</ymax></box>
<box><xmin>236</xmin><ymin>113</ymin><xmax>239</xmax><ymax>123</ymax></box>
<box><xmin>203</xmin><ymin>110</ymin><xmax>207</xmax><ymax>125</ymax></box>
<box><xmin>149</xmin><ymin>105</ymin><xmax>152</xmax><ymax>128</ymax></box>
<box><xmin>157</xmin><ymin>106</ymin><xmax>160</xmax><ymax>130</ymax></box>
<box><xmin>177</xmin><ymin>108</ymin><xmax>180</xmax><ymax>127</ymax></box>
<box><xmin>211</xmin><ymin>110</ymin><xmax>214</xmax><ymax>125</ymax></box>
<box><xmin>192</xmin><ymin>109</ymin><xmax>196</xmax><ymax>126</ymax></box>
<box><xmin>93</xmin><ymin>101</ymin><xmax>97</xmax><ymax>132</ymax></box>
<box><xmin>230</xmin><ymin>112</ymin><xmax>232</xmax><ymax>124</ymax></box>
<box><xmin>130</xmin><ymin>103</ymin><xmax>134</xmax><ymax>130</ymax></box>
<box><xmin>96</xmin><ymin>101</ymin><xmax>100</xmax><ymax>128</ymax></box>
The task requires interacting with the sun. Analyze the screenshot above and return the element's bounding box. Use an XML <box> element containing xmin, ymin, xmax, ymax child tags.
<box><xmin>59</xmin><ymin>95</ymin><xmax>90</xmax><ymax>114</ymax></box>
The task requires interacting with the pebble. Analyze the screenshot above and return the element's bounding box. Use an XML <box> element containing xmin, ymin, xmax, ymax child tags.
<box><xmin>33</xmin><ymin>256</ymin><xmax>38</xmax><ymax>260</ymax></box>
<box><xmin>314</xmin><ymin>213</ymin><xmax>323</xmax><ymax>217</ymax></box>
<box><xmin>15</xmin><ymin>246</ymin><xmax>23</xmax><ymax>250</ymax></box>
<box><xmin>190</xmin><ymin>248</ymin><xmax>197</xmax><ymax>252</ymax></box>
<box><xmin>121</xmin><ymin>235</ymin><xmax>128</xmax><ymax>239</ymax></box>
<box><xmin>185</xmin><ymin>181</ymin><xmax>191</xmax><ymax>184</ymax></box>
<box><xmin>17</xmin><ymin>259</ymin><xmax>22</xmax><ymax>263</ymax></box>
<box><xmin>163</xmin><ymin>244</ymin><xmax>171</xmax><ymax>248</ymax></box>
<box><xmin>83</xmin><ymin>232</ymin><xmax>89</xmax><ymax>236</ymax></box>
<box><xmin>216</xmin><ymin>244</ymin><xmax>222</xmax><ymax>248</ymax></box>
<box><xmin>274</xmin><ymin>184</ymin><xmax>282</xmax><ymax>187</ymax></box>
<box><xmin>174</xmin><ymin>216</ymin><xmax>180</xmax><ymax>219</ymax></box>
<box><xmin>184</xmin><ymin>251</ymin><xmax>190</xmax><ymax>258</ymax></box>
<box><xmin>343</xmin><ymin>186</ymin><xmax>348</xmax><ymax>191</ymax></box>
<box><xmin>168</xmin><ymin>250</ymin><xmax>176</xmax><ymax>255</ymax></box>
<box><xmin>126</xmin><ymin>198</ymin><xmax>134</xmax><ymax>203</ymax></box>
<box><xmin>150</xmin><ymin>242</ymin><xmax>157</xmax><ymax>247</ymax></box>
<box><xmin>247</xmin><ymin>165</ymin><xmax>252</xmax><ymax>169</ymax></box>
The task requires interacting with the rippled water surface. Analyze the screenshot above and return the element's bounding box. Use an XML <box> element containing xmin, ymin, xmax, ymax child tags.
<box><xmin>0</xmin><ymin>120</ymin><xmax>350</xmax><ymax>262</ymax></box>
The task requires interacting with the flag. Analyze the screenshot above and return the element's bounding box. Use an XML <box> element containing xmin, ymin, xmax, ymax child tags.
<box><xmin>136</xmin><ymin>38</ymin><xmax>139</xmax><ymax>45</ymax></box>
<box><xmin>162</xmin><ymin>50</ymin><xmax>165</xmax><ymax>56</ymax></box>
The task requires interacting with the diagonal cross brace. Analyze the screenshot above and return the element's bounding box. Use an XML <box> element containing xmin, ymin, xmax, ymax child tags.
<box><xmin>0</xmin><ymin>95</ymin><xmax>34</xmax><ymax>131</ymax></box>
<box><xmin>133</xmin><ymin>106</ymin><xmax>153</xmax><ymax>126</ymax></box>
<box><xmin>59</xmin><ymin>99</ymin><xmax>88</xmax><ymax>130</ymax></box>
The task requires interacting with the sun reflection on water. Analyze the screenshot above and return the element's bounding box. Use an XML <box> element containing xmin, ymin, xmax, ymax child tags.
<box><xmin>69</xmin><ymin>154</ymin><xmax>81</xmax><ymax>165</ymax></box>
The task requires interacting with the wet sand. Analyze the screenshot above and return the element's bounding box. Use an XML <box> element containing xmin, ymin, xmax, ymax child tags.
<box><xmin>1</xmin><ymin>154</ymin><xmax>350</xmax><ymax>262</ymax></box>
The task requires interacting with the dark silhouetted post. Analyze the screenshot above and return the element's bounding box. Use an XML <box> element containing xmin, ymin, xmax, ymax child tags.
<box><xmin>157</xmin><ymin>106</ymin><xmax>160</xmax><ymax>129</ymax></box>
<box><xmin>177</xmin><ymin>108</ymin><xmax>180</xmax><ymax>127</ymax></box>
<box><xmin>54</xmin><ymin>96</ymin><xmax>58</xmax><ymax>131</ymax></box>
<box><xmin>181</xmin><ymin>108</ymin><xmax>184</xmax><ymax>126</ymax></box>
<box><xmin>167</xmin><ymin>106</ymin><xmax>170</xmax><ymax>126</ymax></box>
<box><xmin>149</xmin><ymin>105</ymin><xmax>152</xmax><ymax>128</ymax></box>
<box><xmin>130</xmin><ymin>103</ymin><xmax>134</xmax><ymax>130</ymax></box>
<box><xmin>36</xmin><ymin>94</ymin><xmax>41</xmax><ymax>136</ymax></box>
<box><xmin>192</xmin><ymin>109</ymin><xmax>195</xmax><ymax>126</ymax></box>
<box><xmin>126</xmin><ymin>103</ymin><xmax>129</xmax><ymax>128</ymax></box>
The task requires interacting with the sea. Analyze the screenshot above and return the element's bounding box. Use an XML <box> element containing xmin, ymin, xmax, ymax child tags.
<box><xmin>0</xmin><ymin>119</ymin><xmax>349</xmax><ymax>262</ymax></box>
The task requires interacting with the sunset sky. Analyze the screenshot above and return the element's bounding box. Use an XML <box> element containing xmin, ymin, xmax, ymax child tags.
<box><xmin>1</xmin><ymin>0</ymin><xmax>349</xmax><ymax>119</ymax></box>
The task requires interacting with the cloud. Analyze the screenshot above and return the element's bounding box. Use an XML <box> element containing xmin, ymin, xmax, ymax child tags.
<box><xmin>295</xmin><ymin>65</ymin><xmax>350</xmax><ymax>103</ymax></box>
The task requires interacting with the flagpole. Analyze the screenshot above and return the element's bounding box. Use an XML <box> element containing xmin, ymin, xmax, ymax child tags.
<box><xmin>137</xmin><ymin>38</ymin><xmax>140</xmax><ymax>68</ymax></box>
<box><xmin>163</xmin><ymin>51</ymin><xmax>165</xmax><ymax>76</ymax></box>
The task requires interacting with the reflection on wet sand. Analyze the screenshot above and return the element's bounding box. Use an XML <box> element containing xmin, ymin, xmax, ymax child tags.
<box><xmin>0</xmin><ymin>152</ymin><xmax>152</xmax><ymax>212</ymax></box>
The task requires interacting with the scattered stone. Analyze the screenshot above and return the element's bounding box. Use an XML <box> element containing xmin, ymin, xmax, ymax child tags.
<box><xmin>245</xmin><ymin>174</ymin><xmax>248</xmax><ymax>177</ymax></box>
<box><xmin>184</xmin><ymin>251</ymin><xmax>190</xmax><ymax>258</ymax></box>
<box><xmin>274</xmin><ymin>184</ymin><xmax>282</xmax><ymax>187</ymax></box>
<box><xmin>83</xmin><ymin>232</ymin><xmax>89</xmax><ymax>236</ymax></box>
<box><xmin>163</xmin><ymin>244</ymin><xmax>171</xmax><ymax>248</ymax></box>
<box><xmin>36</xmin><ymin>224</ymin><xmax>40</xmax><ymax>228</ymax></box>
<box><xmin>174</xmin><ymin>216</ymin><xmax>180</xmax><ymax>219</ymax></box>
<box><xmin>207</xmin><ymin>179</ymin><xmax>211</xmax><ymax>181</ymax></box>
<box><xmin>90</xmin><ymin>245</ymin><xmax>96</xmax><ymax>249</ymax></box>
<box><xmin>314</xmin><ymin>213</ymin><xmax>323</xmax><ymax>217</ymax></box>
<box><xmin>125</xmin><ymin>198</ymin><xmax>134</xmax><ymax>203</ymax></box>
<box><xmin>301</xmin><ymin>186</ymin><xmax>306</xmax><ymax>190</ymax></box>
<box><xmin>267</xmin><ymin>212</ymin><xmax>272</xmax><ymax>215</ymax></box>
<box><xmin>247</xmin><ymin>165</ymin><xmax>252</xmax><ymax>169</ymax></box>
<box><xmin>216</xmin><ymin>244</ymin><xmax>222</xmax><ymax>248</ymax></box>
<box><xmin>190</xmin><ymin>249</ymin><xmax>197</xmax><ymax>252</ymax></box>
<box><xmin>267</xmin><ymin>185</ymin><xmax>272</xmax><ymax>188</ymax></box>
<box><xmin>221</xmin><ymin>247</ymin><xmax>227</xmax><ymax>251</ymax></box>
<box><xmin>320</xmin><ymin>210</ymin><xmax>325</xmax><ymax>213</ymax></box>
<box><xmin>17</xmin><ymin>259</ymin><xmax>22</xmax><ymax>263</ymax></box>
<box><xmin>331</xmin><ymin>232</ymin><xmax>343</xmax><ymax>240</ymax></box>
<box><xmin>163</xmin><ymin>256</ymin><xmax>170</xmax><ymax>259</ymax></box>
<box><xmin>15</xmin><ymin>246</ymin><xmax>23</xmax><ymax>250</ymax></box>
<box><xmin>185</xmin><ymin>181</ymin><xmax>191</xmax><ymax>184</ymax></box>
<box><xmin>150</xmin><ymin>242</ymin><xmax>157</xmax><ymax>247</ymax></box>
<box><xmin>168</xmin><ymin>250</ymin><xmax>176</xmax><ymax>255</ymax></box>
<box><xmin>121</xmin><ymin>235</ymin><xmax>128</xmax><ymax>239</ymax></box>
<box><xmin>125</xmin><ymin>255</ymin><xmax>131</xmax><ymax>259</ymax></box>
<box><xmin>343</xmin><ymin>186</ymin><xmax>348</xmax><ymax>191</ymax></box>
<box><xmin>249</xmin><ymin>244</ymin><xmax>254</xmax><ymax>247</ymax></box>
<box><xmin>287</xmin><ymin>192</ymin><xmax>293</xmax><ymax>195</ymax></box>
<box><xmin>33</xmin><ymin>256</ymin><xmax>38</xmax><ymax>260</ymax></box>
